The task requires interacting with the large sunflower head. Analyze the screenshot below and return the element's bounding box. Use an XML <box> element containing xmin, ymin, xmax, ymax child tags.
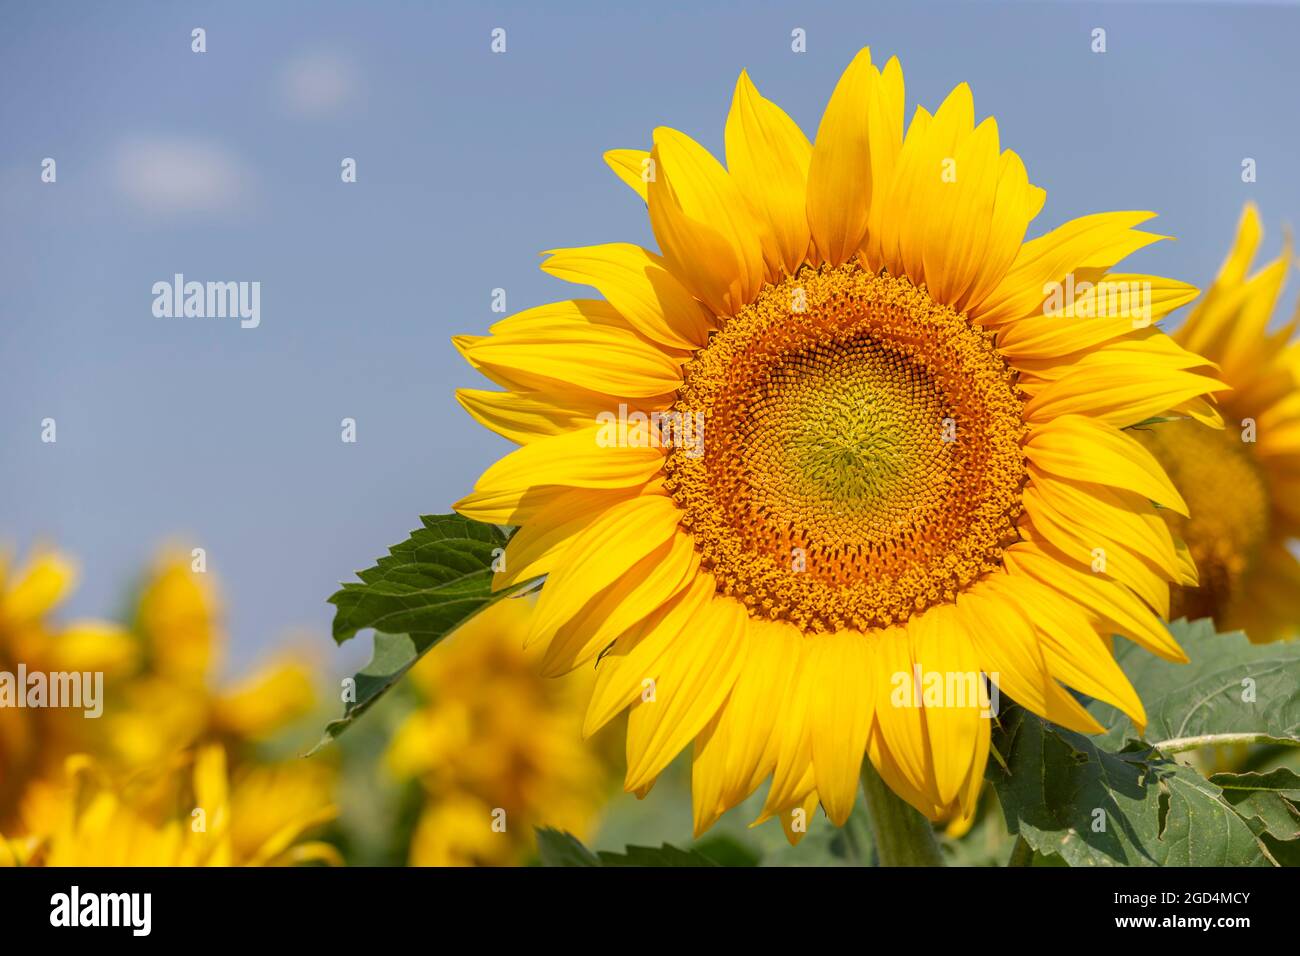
<box><xmin>453</xmin><ymin>48</ymin><xmax>1225</xmax><ymax>837</ymax></box>
<box><xmin>1137</xmin><ymin>203</ymin><xmax>1300</xmax><ymax>643</ymax></box>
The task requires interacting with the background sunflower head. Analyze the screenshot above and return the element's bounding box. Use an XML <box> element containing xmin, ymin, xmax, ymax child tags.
<box><xmin>385</xmin><ymin>596</ymin><xmax>615</xmax><ymax>866</ymax></box>
<box><xmin>1138</xmin><ymin>202</ymin><xmax>1300</xmax><ymax>643</ymax></box>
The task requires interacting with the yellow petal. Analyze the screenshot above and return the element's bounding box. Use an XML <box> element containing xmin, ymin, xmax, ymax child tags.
<box><xmin>860</xmin><ymin>56</ymin><xmax>907</xmax><ymax>270</ymax></box>
<box><xmin>540</xmin><ymin>529</ymin><xmax>699</xmax><ymax>676</ymax></box>
<box><xmin>485</xmin><ymin>297</ymin><xmax>630</xmax><ymax>338</ymax></box>
<box><xmin>995</xmin><ymin>276</ymin><xmax>1200</xmax><ymax>359</ymax></box>
<box><xmin>540</xmin><ymin>243</ymin><xmax>714</xmax><ymax>349</ymax></box>
<box><xmin>691</xmin><ymin>617</ymin><xmax>803</xmax><ymax>833</ymax></box>
<box><xmin>461</xmin><ymin>424</ymin><xmax>665</xmax><ymax>506</ymax></box>
<box><xmin>47</xmin><ymin>621</ymin><xmax>137</xmax><ymax>673</ymax></box>
<box><xmin>455</xmin><ymin>388</ymin><xmax>608</xmax><ymax>446</ymax></box>
<box><xmin>876</xmin><ymin>80</ymin><xmax>1038</xmax><ymax>313</ymax></box>
<box><xmin>527</xmin><ymin>493</ymin><xmax>682</xmax><ymax>648</ymax></box>
<box><xmin>908</xmin><ymin>603</ymin><xmax>986</xmax><ymax>806</ymax></box>
<box><xmin>1023</xmin><ymin>364</ymin><xmax>1228</xmax><ymax>428</ymax></box>
<box><xmin>959</xmin><ymin>581</ymin><xmax>1105</xmax><ymax>735</ymax></box>
<box><xmin>1004</xmin><ymin>538</ymin><xmax>1187</xmax><ymax>663</ymax></box>
<box><xmin>3</xmin><ymin>550</ymin><xmax>76</xmax><ymax>623</ymax></box>
<box><xmin>981</xmin><ymin>574</ymin><xmax>1145</xmax><ymax>732</ymax></box>
<box><xmin>1177</xmin><ymin>201</ymin><xmax>1263</xmax><ymax>358</ymax></box>
<box><xmin>452</xmin><ymin>483</ymin><xmax>576</xmax><ymax>526</ymax></box>
<box><xmin>213</xmin><ymin>660</ymin><xmax>317</xmax><ymax>739</ymax></box>
<box><xmin>807</xmin><ymin>628</ymin><xmax>876</xmax><ymax>825</ymax></box>
<box><xmin>624</xmin><ymin>595</ymin><xmax>749</xmax><ymax>791</ymax></box>
<box><xmin>457</xmin><ymin>322</ymin><xmax>684</xmax><ymax>398</ymax></box>
<box><xmin>492</xmin><ymin>486</ymin><xmax>645</xmax><ymax>591</ymax></box>
<box><xmin>805</xmin><ymin>48</ymin><xmax>881</xmax><ymax>266</ymax></box>
<box><xmin>972</xmin><ymin>211</ymin><xmax>1163</xmax><ymax>325</ymax></box>
<box><xmin>1021</xmin><ymin>482</ymin><xmax>1174</xmax><ymax>613</ymax></box>
<box><xmin>583</xmin><ymin>574</ymin><xmax>716</xmax><ymax>736</ymax></box>
<box><xmin>724</xmin><ymin>70</ymin><xmax>812</xmax><ymax>277</ymax></box>
<box><xmin>1016</xmin><ymin>327</ymin><xmax>1218</xmax><ymax>390</ymax></box>
<box><xmin>759</xmin><ymin>642</ymin><xmax>817</xmax><ymax>818</ymax></box>
<box><xmin>893</xmin><ymin>83</ymin><xmax>975</xmax><ymax>286</ymax></box>
<box><xmin>1025</xmin><ymin>414</ymin><xmax>1188</xmax><ymax>516</ymax></box>
<box><xmin>647</xmin><ymin>127</ymin><xmax>765</xmax><ymax>315</ymax></box>
<box><xmin>604</xmin><ymin>148</ymin><xmax>652</xmax><ymax>202</ymax></box>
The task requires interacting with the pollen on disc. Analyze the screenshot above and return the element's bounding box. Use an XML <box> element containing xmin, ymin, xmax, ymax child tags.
<box><xmin>664</xmin><ymin>264</ymin><xmax>1028</xmax><ymax>633</ymax></box>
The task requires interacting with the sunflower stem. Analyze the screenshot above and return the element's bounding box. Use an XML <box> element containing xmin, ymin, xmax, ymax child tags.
<box><xmin>1153</xmin><ymin>733</ymin><xmax>1299</xmax><ymax>754</ymax></box>
<box><xmin>858</xmin><ymin>760</ymin><xmax>945</xmax><ymax>867</ymax></box>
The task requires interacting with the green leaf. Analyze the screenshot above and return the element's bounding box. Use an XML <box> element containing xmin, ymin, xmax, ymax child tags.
<box><xmin>989</xmin><ymin>705</ymin><xmax>1274</xmax><ymax>866</ymax></box>
<box><xmin>688</xmin><ymin>834</ymin><xmax>763</xmax><ymax>867</ymax></box>
<box><xmin>1087</xmin><ymin>618</ymin><xmax>1300</xmax><ymax>750</ymax></box>
<box><xmin>310</xmin><ymin>514</ymin><xmax>536</xmax><ymax>751</ymax></box>
<box><xmin>535</xmin><ymin>828</ymin><xmax>720</xmax><ymax>867</ymax></box>
<box><xmin>329</xmin><ymin>514</ymin><xmax>521</xmax><ymax>645</ymax></box>
<box><xmin>535</xmin><ymin>828</ymin><xmax>601</xmax><ymax>867</ymax></box>
<box><xmin>989</xmin><ymin>619</ymin><xmax>1300</xmax><ymax>866</ymax></box>
<box><xmin>597</xmin><ymin>844</ymin><xmax>721</xmax><ymax>867</ymax></box>
<box><xmin>1207</xmin><ymin>768</ymin><xmax>1300</xmax><ymax>842</ymax></box>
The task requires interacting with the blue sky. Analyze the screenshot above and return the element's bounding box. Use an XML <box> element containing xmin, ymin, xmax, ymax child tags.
<box><xmin>2</xmin><ymin>0</ymin><xmax>1298</xmax><ymax>675</ymax></box>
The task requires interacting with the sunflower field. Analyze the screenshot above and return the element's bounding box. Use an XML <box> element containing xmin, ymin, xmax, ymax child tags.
<box><xmin>3</xmin><ymin>2</ymin><xmax>1299</xmax><ymax>903</ymax></box>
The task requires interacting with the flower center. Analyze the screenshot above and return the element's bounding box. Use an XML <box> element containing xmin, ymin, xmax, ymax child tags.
<box><xmin>1136</xmin><ymin>419</ymin><xmax>1270</xmax><ymax>621</ymax></box>
<box><xmin>664</xmin><ymin>264</ymin><xmax>1027</xmax><ymax>633</ymax></box>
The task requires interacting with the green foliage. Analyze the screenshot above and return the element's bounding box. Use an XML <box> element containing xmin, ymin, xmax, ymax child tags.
<box><xmin>536</xmin><ymin>828</ymin><xmax>722</xmax><ymax>867</ymax></box>
<box><xmin>1088</xmin><ymin>618</ymin><xmax>1300</xmax><ymax>749</ymax></box>
<box><xmin>312</xmin><ymin>514</ymin><xmax>534</xmax><ymax>750</ymax></box>
<box><xmin>990</xmin><ymin>619</ymin><xmax>1300</xmax><ymax>866</ymax></box>
<box><xmin>1208</xmin><ymin>768</ymin><xmax>1300</xmax><ymax>843</ymax></box>
<box><xmin>329</xmin><ymin>514</ymin><xmax>519</xmax><ymax>645</ymax></box>
<box><xmin>989</xmin><ymin>705</ymin><xmax>1270</xmax><ymax>866</ymax></box>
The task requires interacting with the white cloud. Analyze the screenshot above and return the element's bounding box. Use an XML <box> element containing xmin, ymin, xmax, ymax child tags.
<box><xmin>112</xmin><ymin>136</ymin><xmax>250</xmax><ymax>216</ymax></box>
<box><xmin>276</xmin><ymin>49</ymin><xmax>359</xmax><ymax>119</ymax></box>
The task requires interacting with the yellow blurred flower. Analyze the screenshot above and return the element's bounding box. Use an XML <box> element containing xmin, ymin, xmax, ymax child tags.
<box><xmin>106</xmin><ymin>551</ymin><xmax>319</xmax><ymax>768</ymax></box>
<box><xmin>2</xmin><ymin>546</ymin><xmax>340</xmax><ymax>866</ymax></box>
<box><xmin>0</xmin><ymin>548</ymin><xmax>135</xmax><ymax>830</ymax></box>
<box><xmin>1138</xmin><ymin>203</ymin><xmax>1300</xmax><ymax>642</ymax></box>
<box><xmin>386</xmin><ymin>597</ymin><xmax>613</xmax><ymax>865</ymax></box>
<box><xmin>1</xmin><ymin>746</ymin><xmax>339</xmax><ymax>867</ymax></box>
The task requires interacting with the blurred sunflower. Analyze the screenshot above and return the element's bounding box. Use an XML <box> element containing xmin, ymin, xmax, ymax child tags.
<box><xmin>1137</xmin><ymin>203</ymin><xmax>1300</xmax><ymax>643</ymax></box>
<box><xmin>1</xmin><ymin>746</ymin><xmax>338</xmax><ymax>866</ymax></box>
<box><xmin>0</xmin><ymin>549</ymin><xmax>134</xmax><ymax>830</ymax></box>
<box><xmin>453</xmin><ymin>47</ymin><xmax>1224</xmax><ymax>837</ymax></box>
<box><xmin>386</xmin><ymin>597</ymin><xmax>612</xmax><ymax>865</ymax></box>
<box><xmin>105</xmin><ymin>551</ymin><xmax>320</xmax><ymax>768</ymax></box>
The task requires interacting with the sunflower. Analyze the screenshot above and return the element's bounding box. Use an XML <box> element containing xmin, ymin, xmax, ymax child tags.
<box><xmin>1136</xmin><ymin>203</ymin><xmax>1300</xmax><ymax>643</ymax></box>
<box><xmin>386</xmin><ymin>597</ymin><xmax>612</xmax><ymax>865</ymax></box>
<box><xmin>104</xmin><ymin>550</ymin><xmax>319</xmax><ymax>769</ymax></box>
<box><xmin>0</xmin><ymin>548</ymin><xmax>135</xmax><ymax>831</ymax></box>
<box><xmin>1</xmin><ymin>746</ymin><xmax>339</xmax><ymax>866</ymax></box>
<box><xmin>453</xmin><ymin>47</ymin><xmax>1225</xmax><ymax>838</ymax></box>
